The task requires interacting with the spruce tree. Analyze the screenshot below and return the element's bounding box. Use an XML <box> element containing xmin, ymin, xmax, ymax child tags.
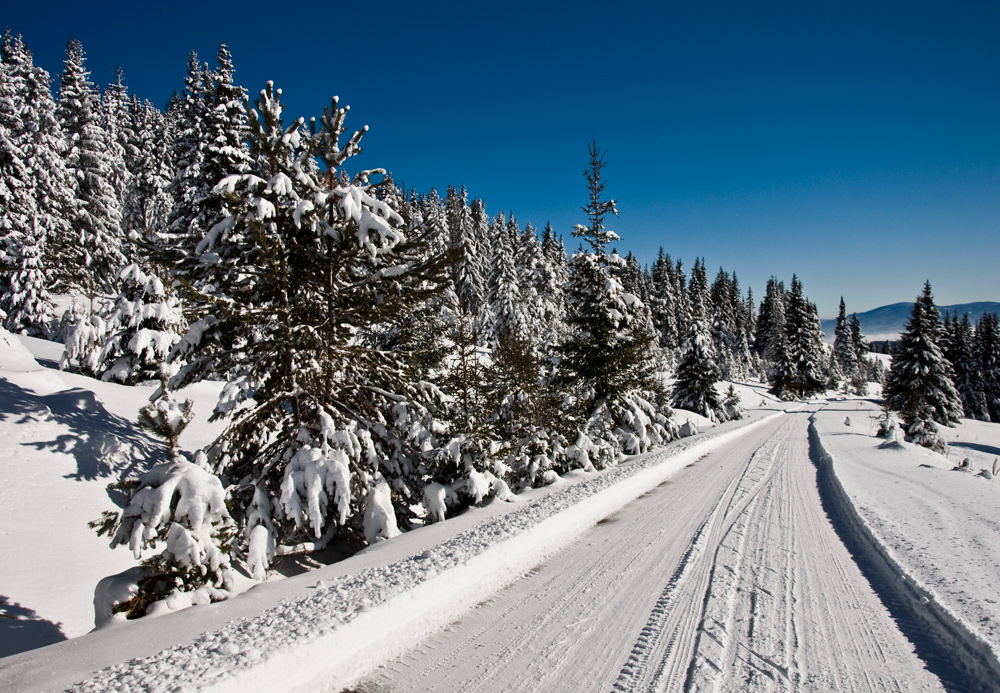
<box><xmin>833</xmin><ymin>298</ymin><xmax>856</xmax><ymax>388</ymax></box>
<box><xmin>884</xmin><ymin>282</ymin><xmax>963</xmax><ymax>448</ymax></box>
<box><xmin>672</xmin><ymin>316</ymin><xmax>724</xmax><ymax>421</ymax></box>
<box><xmin>163</xmin><ymin>52</ymin><xmax>207</xmax><ymax>272</ymax></box>
<box><xmin>0</xmin><ymin>33</ymin><xmax>37</xmax><ymax>312</ymax></box>
<box><xmin>559</xmin><ymin>140</ymin><xmax>667</xmax><ymax>467</ymax></box>
<box><xmin>445</xmin><ymin>185</ymin><xmax>486</xmax><ymax>321</ymax></box>
<box><xmin>2</xmin><ymin>218</ymin><xmax>53</xmax><ymax>336</ymax></box>
<box><xmin>848</xmin><ymin>313</ymin><xmax>870</xmax><ymax>395</ymax></box>
<box><xmin>648</xmin><ymin>248</ymin><xmax>678</xmax><ymax>354</ymax></box>
<box><xmin>781</xmin><ymin>275</ymin><xmax>826</xmax><ymax>398</ymax></box>
<box><xmin>93</xmin><ymin>263</ymin><xmax>184</xmax><ymax>384</ymax></box>
<box><xmin>975</xmin><ymin>312</ymin><xmax>1000</xmax><ymax>422</ymax></box>
<box><xmin>945</xmin><ymin>313</ymin><xmax>987</xmax><ymax>420</ymax></box>
<box><xmin>171</xmin><ymin>83</ymin><xmax>450</xmax><ymax>573</ymax></box>
<box><xmin>57</xmin><ymin>39</ymin><xmax>125</xmax><ymax>299</ymax></box>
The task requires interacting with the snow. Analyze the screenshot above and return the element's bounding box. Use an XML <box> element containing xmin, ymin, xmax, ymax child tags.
<box><xmin>811</xmin><ymin>398</ymin><xmax>1000</xmax><ymax>681</ymax></box>
<box><xmin>0</xmin><ymin>328</ymin><xmax>777</xmax><ymax>690</ymax></box>
<box><xmin>0</xmin><ymin>330</ymin><xmax>226</xmax><ymax>655</ymax></box>
<box><xmin>3</xmin><ymin>328</ymin><xmax>1000</xmax><ymax>691</ymax></box>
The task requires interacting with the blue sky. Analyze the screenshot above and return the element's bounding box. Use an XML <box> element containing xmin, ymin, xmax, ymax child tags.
<box><xmin>6</xmin><ymin>0</ymin><xmax>998</xmax><ymax>317</ymax></box>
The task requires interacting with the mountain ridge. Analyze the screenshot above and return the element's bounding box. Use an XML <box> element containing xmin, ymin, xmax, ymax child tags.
<box><xmin>820</xmin><ymin>301</ymin><xmax>1000</xmax><ymax>341</ymax></box>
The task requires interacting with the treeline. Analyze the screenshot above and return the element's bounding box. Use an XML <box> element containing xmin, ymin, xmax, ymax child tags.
<box><xmin>2</xmin><ymin>33</ymin><xmax>878</xmax><ymax>612</ymax></box>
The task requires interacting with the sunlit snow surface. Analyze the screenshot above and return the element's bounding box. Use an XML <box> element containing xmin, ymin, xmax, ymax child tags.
<box><xmin>2</xmin><ymin>328</ymin><xmax>999</xmax><ymax>692</ymax></box>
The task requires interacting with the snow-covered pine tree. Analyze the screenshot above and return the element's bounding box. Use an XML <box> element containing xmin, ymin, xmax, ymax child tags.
<box><xmin>487</xmin><ymin>211</ymin><xmax>526</xmax><ymax>342</ymax></box>
<box><xmin>171</xmin><ymin>82</ymin><xmax>450</xmax><ymax>575</ymax></box>
<box><xmin>755</xmin><ymin>277</ymin><xmax>786</xmax><ymax>371</ymax></box>
<box><xmin>514</xmin><ymin>222</ymin><xmax>550</xmax><ymax>344</ymax></box>
<box><xmin>463</xmin><ymin>199</ymin><xmax>494</xmax><ymax>335</ymax></box>
<box><xmin>123</xmin><ymin>98</ymin><xmax>173</xmax><ymax>249</ymax></box>
<box><xmin>57</xmin><ymin>39</ymin><xmax>125</xmax><ymax>300</ymax></box>
<box><xmin>848</xmin><ymin>312</ymin><xmax>871</xmax><ymax>393</ymax></box>
<box><xmin>175</xmin><ymin>45</ymin><xmax>254</xmax><ymax>294</ymax></box>
<box><xmin>0</xmin><ymin>32</ymin><xmax>38</xmax><ymax>316</ymax></box>
<box><xmin>671</xmin><ymin>300</ymin><xmax>725</xmax><ymax>421</ymax></box>
<box><xmin>536</xmin><ymin>221</ymin><xmax>569</xmax><ymax>349</ymax></box>
<box><xmin>672</xmin><ymin>258</ymin><xmax>691</xmax><ymax>348</ymax></box>
<box><xmin>975</xmin><ymin>312</ymin><xmax>1000</xmax><ymax>423</ymax></box>
<box><xmin>648</xmin><ymin>248</ymin><xmax>679</xmax><ymax>355</ymax></box>
<box><xmin>884</xmin><ymin>281</ymin><xmax>963</xmax><ymax>450</ymax></box>
<box><xmin>445</xmin><ymin>185</ymin><xmax>487</xmax><ymax>321</ymax></box>
<box><xmin>13</xmin><ymin>36</ymin><xmax>79</xmax><ymax>296</ymax></box>
<box><xmin>162</xmin><ymin>52</ymin><xmax>207</xmax><ymax>273</ymax></box>
<box><xmin>91</xmin><ymin>449</ymin><xmax>235</xmax><ymax>620</ymax></box>
<box><xmin>2</xmin><ymin>218</ymin><xmax>53</xmax><ymax>336</ymax></box>
<box><xmin>944</xmin><ymin>313</ymin><xmax>987</xmax><ymax>420</ymax></box>
<box><xmin>484</xmin><ymin>324</ymin><xmax>562</xmax><ymax>490</ymax></box>
<box><xmin>782</xmin><ymin>275</ymin><xmax>827</xmax><ymax>398</ymax></box>
<box><xmin>90</xmin><ymin>263</ymin><xmax>184</xmax><ymax>384</ymax></box>
<box><xmin>833</xmin><ymin>297</ymin><xmax>858</xmax><ymax>391</ymax></box>
<box><xmin>99</xmin><ymin>66</ymin><xmax>133</xmax><ymax>258</ymax></box>
<box><xmin>709</xmin><ymin>267</ymin><xmax>748</xmax><ymax>380</ymax></box>
<box><xmin>559</xmin><ymin>140</ymin><xmax>670</xmax><ymax>467</ymax></box>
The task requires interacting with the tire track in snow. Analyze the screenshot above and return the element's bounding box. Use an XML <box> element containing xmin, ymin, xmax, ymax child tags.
<box><xmin>808</xmin><ymin>412</ymin><xmax>1000</xmax><ymax>692</ymax></box>
<box><xmin>612</xmin><ymin>419</ymin><xmax>796</xmax><ymax>692</ymax></box>
<box><xmin>356</xmin><ymin>417</ymin><xmax>791</xmax><ymax>693</ymax></box>
<box><xmin>678</xmin><ymin>414</ymin><xmax>943</xmax><ymax>693</ymax></box>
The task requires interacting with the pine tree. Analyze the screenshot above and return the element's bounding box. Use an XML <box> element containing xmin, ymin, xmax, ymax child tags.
<box><xmin>884</xmin><ymin>281</ymin><xmax>963</xmax><ymax>449</ymax></box>
<box><xmin>754</xmin><ymin>277</ymin><xmax>788</xmax><ymax>382</ymax></box>
<box><xmin>833</xmin><ymin>297</ymin><xmax>869</xmax><ymax>394</ymax></box>
<box><xmin>93</xmin><ymin>263</ymin><xmax>185</xmax><ymax>384</ymax></box>
<box><xmin>570</xmin><ymin>137</ymin><xmax>619</xmax><ymax>255</ymax></box>
<box><xmin>57</xmin><ymin>39</ymin><xmax>125</xmax><ymax>299</ymax></box>
<box><xmin>0</xmin><ymin>32</ymin><xmax>37</xmax><ymax>312</ymax></box>
<box><xmin>445</xmin><ymin>185</ymin><xmax>486</xmax><ymax>320</ymax></box>
<box><xmin>944</xmin><ymin>313</ymin><xmax>987</xmax><ymax>420</ymax></box>
<box><xmin>91</xmin><ymin>448</ymin><xmax>235</xmax><ymax>619</ymax></box>
<box><xmin>975</xmin><ymin>312</ymin><xmax>1000</xmax><ymax>423</ymax></box>
<box><xmin>848</xmin><ymin>312</ymin><xmax>870</xmax><ymax>395</ymax></box>
<box><xmin>484</xmin><ymin>324</ymin><xmax>561</xmax><ymax>489</ymax></box>
<box><xmin>1</xmin><ymin>32</ymin><xmax>75</xmax><ymax>309</ymax></box>
<box><xmin>123</xmin><ymin>98</ymin><xmax>173</xmax><ymax>248</ymax></box>
<box><xmin>171</xmin><ymin>82</ymin><xmax>450</xmax><ymax>574</ymax></box>
<box><xmin>672</xmin><ymin>316</ymin><xmax>724</xmax><ymax>421</ymax></box>
<box><xmin>559</xmin><ymin>141</ymin><xmax>668</xmax><ymax>467</ymax></box>
<box><xmin>2</xmin><ymin>218</ymin><xmax>53</xmax><ymax>336</ymax></box>
<box><xmin>99</xmin><ymin>65</ymin><xmax>133</xmax><ymax>257</ymax></box>
<box><xmin>648</xmin><ymin>248</ymin><xmax>678</xmax><ymax>354</ymax></box>
<box><xmin>487</xmin><ymin>211</ymin><xmax>525</xmax><ymax>341</ymax></box>
<box><xmin>782</xmin><ymin>276</ymin><xmax>826</xmax><ymax>398</ymax></box>
<box><xmin>163</xmin><ymin>52</ymin><xmax>207</xmax><ymax>273</ymax></box>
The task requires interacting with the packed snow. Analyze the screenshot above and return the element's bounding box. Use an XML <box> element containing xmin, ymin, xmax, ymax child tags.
<box><xmin>2</xmin><ymin>330</ymin><xmax>1000</xmax><ymax>692</ymax></box>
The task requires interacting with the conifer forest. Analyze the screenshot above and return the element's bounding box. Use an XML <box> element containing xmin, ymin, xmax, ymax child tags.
<box><xmin>3</xmin><ymin>33</ymin><xmax>1000</xmax><ymax>687</ymax></box>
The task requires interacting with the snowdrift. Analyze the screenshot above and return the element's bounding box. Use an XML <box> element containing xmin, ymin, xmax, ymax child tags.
<box><xmin>809</xmin><ymin>404</ymin><xmax>1000</xmax><ymax>690</ymax></box>
<box><xmin>0</xmin><ymin>414</ymin><xmax>777</xmax><ymax>692</ymax></box>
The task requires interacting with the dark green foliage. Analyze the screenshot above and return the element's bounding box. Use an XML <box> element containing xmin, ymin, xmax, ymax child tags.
<box><xmin>884</xmin><ymin>281</ymin><xmax>963</xmax><ymax>431</ymax></box>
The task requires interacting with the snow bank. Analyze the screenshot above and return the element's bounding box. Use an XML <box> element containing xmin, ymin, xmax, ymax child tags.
<box><xmin>54</xmin><ymin>414</ymin><xmax>779</xmax><ymax>693</ymax></box>
<box><xmin>809</xmin><ymin>403</ymin><xmax>1000</xmax><ymax>689</ymax></box>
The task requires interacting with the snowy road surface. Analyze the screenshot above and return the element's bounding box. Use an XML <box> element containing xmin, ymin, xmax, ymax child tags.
<box><xmin>354</xmin><ymin>412</ymin><xmax>943</xmax><ymax>692</ymax></box>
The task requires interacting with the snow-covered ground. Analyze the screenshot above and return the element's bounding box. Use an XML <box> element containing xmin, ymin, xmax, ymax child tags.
<box><xmin>811</xmin><ymin>399</ymin><xmax>1000</xmax><ymax>686</ymax></box>
<box><xmin>2</xmin><ymin>329</ymin><xmax>1000</xmax><ymax>692</ymax></box>
<box><xmin>0</xmin><ymin>331</ymin><xmax>226</xmax><ymax>655</ymax></box>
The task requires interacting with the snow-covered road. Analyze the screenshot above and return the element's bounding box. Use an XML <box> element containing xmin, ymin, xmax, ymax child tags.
<box><xmin>354</xmin><ymin>412</ymin><xmax>943</xmax><ymax>692</ymax></box>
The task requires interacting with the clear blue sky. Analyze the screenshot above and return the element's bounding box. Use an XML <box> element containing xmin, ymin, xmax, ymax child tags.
<box><xmin>6</xmin><ymin>0</ymin><xmax>999</xmax><ymax>317</ymax></box>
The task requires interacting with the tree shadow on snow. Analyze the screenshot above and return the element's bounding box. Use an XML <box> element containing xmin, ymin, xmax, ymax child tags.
<box><xmin>0</xmin><ymin>595</ymin><xmax>67</xmax><ymax>658</ymax></box>
<box><xmin>0</xmin><ymin>379</ymin><xmax>162</xmax><ymax>482</ymax></box>
<box><xmin>949</xmin><ymin>440</ymin><xmax>1000</xmax><ymax>458</ymax></box>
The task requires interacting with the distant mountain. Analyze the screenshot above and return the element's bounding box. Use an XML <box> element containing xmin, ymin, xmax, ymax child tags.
<box><xmin>821</xmin><ymin>302</ymin><xmax>1000</xmax><ymax>342</ymax></box>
